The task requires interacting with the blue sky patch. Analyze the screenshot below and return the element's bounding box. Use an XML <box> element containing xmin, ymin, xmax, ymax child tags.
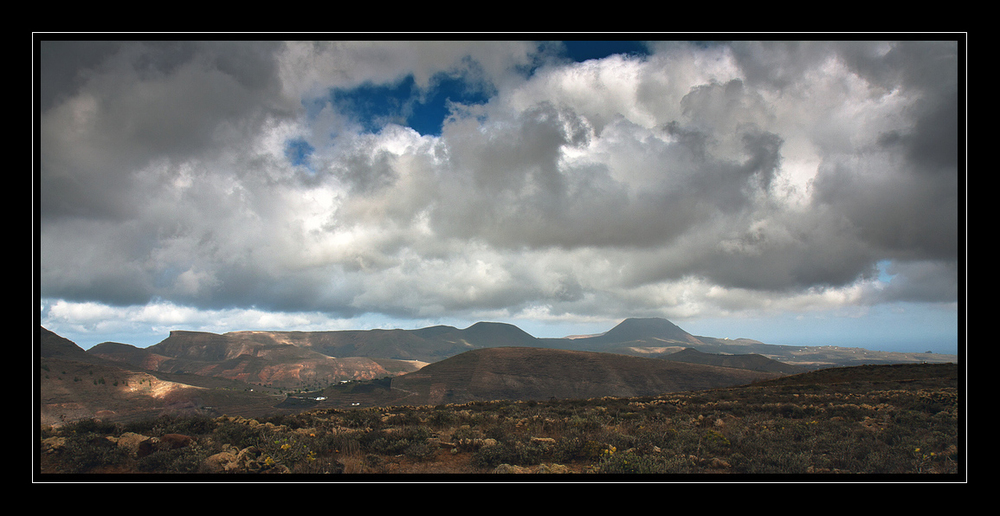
<box><xmin>328</xmin><ymin>73</ymin><xmax>491</xmax><ymax>137</ymax></box>
<box><xmin>311</xmin><ymin>42</ymin><xmax>650</xmax><ymax>138</ymax></box>
<box><xmin>876</xmin><ymin>259</ymin><xmax>896</xmax><ymax>283</ymax></box>
<box><xmin>330</xmin><ymin>77</ymin><xmax>415</xmax><ymax>133</ymax></box>
<box><xmin>284</xmin><ymin>137</ymin><xmax>315</xmax><ymax>167</ymax></box>
<box><xmin>562</xmin><ymin>41</ymin><xmax>650</xmax><ymax>62</ymax></box>
<box><xmin>409</xmin><ymin>74</ymin><xmax>491</xmax><ymax>135</ymax></box>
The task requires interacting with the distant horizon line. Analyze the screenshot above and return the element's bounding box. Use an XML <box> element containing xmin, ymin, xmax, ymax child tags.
<box><xmin>39</xmin><ymin>315</ymin><xmax>960</xmax><ymax>357</ymax></box>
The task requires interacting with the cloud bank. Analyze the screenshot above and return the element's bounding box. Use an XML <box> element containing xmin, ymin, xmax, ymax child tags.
<box><xmin>37</xmin><ymin>39</ymin><xmax>961</xmax><ymax>345</ymax></box>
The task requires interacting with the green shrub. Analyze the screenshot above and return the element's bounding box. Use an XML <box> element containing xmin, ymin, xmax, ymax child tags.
<box><xmin>342</xmin><ymin>409</ymin><xmax>383</xmax><ymax>429</ymax></box>
<box><xmin>470</xmin><ymin>439</ymin><xmax>547</xmax><ymax>469</ymax></box>
<box><xmin>702</xmin><ymin>429</ymin><xmax>731</xmax><ymax>454</ymax></box>
<box><xmin>452</xmin><ymin>425</ymin><xmax>481</xmax><ymax>443</ymax></box>
<box><xmin>568</xmin><ymin>414</ymin><xmax>602</xmax><ymax>432</ymax></box>
<box><xmin>481</xmin><ymin>419</ymin><xmax>517</xmax><ymax>441</ymax></box>
<box><xmin>385</xmin><ymin>409</ymin><xmax>422</xmax><ymax>426</ymax></box>
<box><xmin>120</xmin><ymin>417</ymin><xmax>159</xmax><ymax>436</ymax></box>
<box><xmin>550</xmin><ymin>436</ymin><xmax>584</xmax><ymax>462</ymax></box>
<box><xmin>578</xmin><ymin>440</ymin><xmax>613</xmax><ymax>461</ymax></box>
<box><xmin>64</xmin><ymin>418</ymin><xmax>121</xmax><ymax>436</ymax></box>
<box><xmin>596</xmin><ymin>449</ymin><xmax>674</xmax><ymax>474</ymax></box>
<box><xmin>317</xmin><ymin>431</ymin><xmax>360</xmax><ymax>456</ymax></box>
<box><xmin>136</xmin><ymin>447</ymin><xmax>207</xmax><ymax>473</ymax></box>
<box><xmin>358</xmin><ymin>426</ymin><xmax>432</xmax><ymax>456</ymax></box>
<box><xmin>212</xmin><ymin>420</ymin><xmax>269</xmax><ymax>449</ymax></box>
<box><xmin>59</xmin><ymin>432</ymin><xmax>129</xmax><ymax>474</ymax></box>
<box><xmin>261</xmin><ymin>433</ymin><xmax>319</xmax><ymax>467</ymax></box>
<box><xmin>427</xmin><ymin>409</ymin><xmax>458</xmax><ymax>428</ymax></box>
<box><xmin>161</xmin><ymin>415</ymin><xmax>217</xmax><ymax>436</ymax></box>
<box><xmin>629</xmin><ymin>425</ymin><xmax>679</xmax><ymax>452</ymax></box>
<box><xmin>360</xmin><ymin>434</ymin><xmax>407</xmax><ymax>456</ymax></box>
<box><xmin>729</xmin><ymin>447</ymin><xmax>813</xmax><ymax>474</ymax></box>
<box><xmin>404</xmin><ymin>440</ymin><xmax>437</xmax><ymax>462</ymax></box>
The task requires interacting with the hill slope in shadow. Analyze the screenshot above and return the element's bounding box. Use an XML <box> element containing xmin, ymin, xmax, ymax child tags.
<box><xmin>389</xmin><ymin>347</ymin><xmax>782</xmax><ymax>406</ymax></box>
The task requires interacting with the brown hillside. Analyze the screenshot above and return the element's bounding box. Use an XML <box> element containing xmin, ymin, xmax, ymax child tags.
<box><xmin>572</xmin><ymin>317</ymin><xmax>705</xmax><ymax>349</ymax></box>
<box><xmin>226</xmin><ymin>323</ymin><xmax>538</xmax><ymax>362</ymax></box>
<box><xmin>662</xmin><ymin>348</ymin><xmax>809</xmax><ymax>375</ymax></box>
<box><xmin>753</xmin><ymin>361</ymin><xmax>959</xmax><ymax>387</ymax></box>
<box><xmin>231</xmin><ymin>328</ymin><xmax>475</xmax><ymax>362</ymax></box>
<box><xmin>92</xmin><ymin>332</ymin><xmax>418</xmax><ymax>390</ymax></box>
<box><xmin>390</xmin><ymin>347</ymin><xmax>781</xmax><ymax>406</ymax></box>
<box><xmin>88</xmin><ymin>341</ymin><xmax>175</xmax><ymax>372</ymax></box>
<box><xmin>41</xmin><ymin>327</ymin><xmax>107</xmax><ymax>365</ymax></box>
<box><xmin>444</xmin><ymin>322</ymin><xmax>539</xmax><ymax>348</ymax></box>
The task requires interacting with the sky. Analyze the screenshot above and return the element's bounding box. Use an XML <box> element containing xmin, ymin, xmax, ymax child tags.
<box><xmin>35</xmin><ymin>37</ymin><xmax>964</xmax><ymax>354</ymax></box>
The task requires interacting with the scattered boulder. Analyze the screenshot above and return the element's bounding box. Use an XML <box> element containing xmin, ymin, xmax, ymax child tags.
<box><xmin>202</xmin><ymin>450</ymin><xmax>240</xmax><ymax>473</ymax></box>
<box><xmin>493</xmin><ymin>462</ymin><xmax>573</xmax><ymax>475</ymax></box>
<box><xmin>709</xmin><ymin>457</ymin><xmax>731</xmax><ymax>469</ymax></box>
<box><xmin>536</xmin><ymin>463</ymin><xmax>572</xmax><ymax>474</ymax></box>
<box><xmin>40</xmin><ymin>436</ymin><xmax>66</xmax><ymax>455</ymax></box>
<box><xmin>115</xmin><ymin>432</ymin><xmax>155</xmax><ymax>457</ymax></box>
<box><xmin>493</xmin><ymin>463</ymin><xmax>533</xmax><ymax>474</ymax></box>
<box><xmin>493</xmin><ymin>462</ymin><xmax>572</xmax><ymax>474</ymax></box>
<box><xmin>159</xmin><ymin>433</ymin><xmax>194</xmax><ymax>450</ymax></box>
<box><xmin>200</xmin><ymin>445</ymin><xmax>290</xmax><ymax>474</ymax></box>
<box><xmin>455</xmin><ymin>437</ymin><xmax>497</xmax><ymax>451</ymax></box>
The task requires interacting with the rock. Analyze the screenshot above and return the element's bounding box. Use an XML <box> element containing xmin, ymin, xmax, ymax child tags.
<box><xmin>455</xmin><ymin>437</ymin><xmax>497</xmax><ymax>450</ymax></box>
<box><xmin>493</xmin><ymin>463</ymin><xmax>533</xmax><ymax>474</ymax></box>
<box><xmin>235</xmin><ymin>446</ymin><xmax>264</xmax><ymax>472</ymax></box>
<box><xmin>536</xmin><ymin>463</ymin><xmax>572</xmax><ymax>474</ymax></box>
<box><xmin>709</xmin><ymin>458</ymin><xmax>731</xmax><ymax>469</ymax></box>
<box><xmin>40</xmin><ymin>436</ymin><xmax>66</xmax><ymax>454</ymax></box>
<box><xmin>263</xmin><ymin>464</ymin><xmax>291</xmax><ymax>474</ymax></box>
<box><xmin>116</xmin><ymin>432</ymin><xmax>155</xmax><ymax>457</ymax></box>
<box><xmin>427</xmin><ymin>437</ymin><xmax>456</xmax><ymax>448</ymax></box>
<box><xmin>159</xmin><ymin>433</ymin><xmax>194</xmax><ymax>450</ymax></box>
<box><xmin>200</xmin><ymin>445</ymin><xmax>291</xmax><ymax>474</ymax></box>
<box><xmin>203</xmin><ymin>451</ymin><xmax>240</xmax><ymax>473</ymax></box>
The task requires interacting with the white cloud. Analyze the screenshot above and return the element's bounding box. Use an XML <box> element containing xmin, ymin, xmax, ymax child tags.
<box><xmin>37</xmin><ymin>39</ymin><xmax>961</xmax><ymax>347</ymax></box>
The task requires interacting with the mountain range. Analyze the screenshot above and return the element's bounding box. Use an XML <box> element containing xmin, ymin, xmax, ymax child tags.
<box><xmin>38</xmin><ymin>317</ymin><xmax>957</xmax><ymax>426</ymax></box>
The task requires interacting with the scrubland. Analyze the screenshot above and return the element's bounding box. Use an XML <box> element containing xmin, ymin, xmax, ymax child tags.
<box><xmin>38</xmin><ymin>363</ymin><xmax>960</xmax><ymax>479</ymax></box>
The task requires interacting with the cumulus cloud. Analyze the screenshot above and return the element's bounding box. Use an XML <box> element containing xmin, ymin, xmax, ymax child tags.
<box><xmin>37</xmin><ymin>38</ymin><xmax>961</xmax><ymax>340</ymax></box>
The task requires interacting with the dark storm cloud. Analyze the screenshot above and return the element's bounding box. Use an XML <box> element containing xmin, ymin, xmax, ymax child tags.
<box><xmin>39</xmin><ymin>41</ymin><xmax>291</xmax><ymax>221</ymax></box>
<box><xmin>876</xmin><ymin>260</ymin><xmax>959</xmax><ymax>303</ymax></box>
<box><xmin>727</xmin><ymin>41</ymin><xmax>836</xmax><ymax>92</ymax></box>
<box><xmin>808</xmin><ymin>41</ymin><xmax>959</xmax><ymax>265</ymax></box>
<box><xmin>38</xmin><ymin>41</ymin><xmax>121</xmax><ymax>111</ymax></box>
